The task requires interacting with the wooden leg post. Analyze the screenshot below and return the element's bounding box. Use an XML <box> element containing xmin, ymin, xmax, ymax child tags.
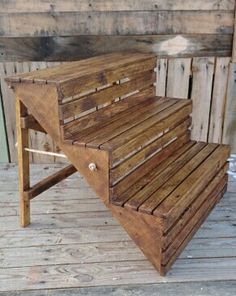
<box><xmin>16</xmin><ymin>98</ymin><xmax>30</xmax><ymax>227</ymax></box>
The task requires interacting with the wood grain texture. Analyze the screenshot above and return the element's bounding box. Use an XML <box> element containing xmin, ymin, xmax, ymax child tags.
<box><xmin>208</xmin><ymin>57</ymin><xmax>231</xmax><ymax>143</ymax></box>
<box><xmin>191</xmin><ymin>57</ymin><xmax>215</xmax><ymax>141</ymax></box>
<box><xmin>15</xmin><ymin>98</ymin><xmax>30</xmax><ymax>227</ymax></box>
<box><xmin>0</xmin><ymin>35</ymin><xmax>232</xmax><ymax>61</ymax></box>
<box><xmin>1</xmin><ymin>0</ymin><xmax>234</xmax><ymax>13</ymax></box>
<box><xmin>166</xmin><ymin>58</ymin><xmax>191</xmax><ymax>98</ymax></box>
<box><xmin>0</xmin><ymin>164</ymin><xmax>235</xmax><ymax>292</ymax></box>
<box><xmin>0</xmin><ymin>11</ymin><xmax>233</xmax><ymax>37</ymax></box>
<box><xmin>223</xmin><ymin>62</ymin><xmax>236</xmax><ymax>152</ymax></box>
<box><xmin>0</xmin><ymin>89</ymin><xmax>8</xmax><ymax>162</ymax></box>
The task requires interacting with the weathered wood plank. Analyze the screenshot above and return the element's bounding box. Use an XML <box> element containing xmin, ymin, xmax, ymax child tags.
<box><xmin>191</xmin><ymin>57</ymin><xmax>215</xmax><ymax>141</ymax></box>
<box><xmin>1</xmin><ymin>237</ymin><xmax>235</xmax><ymax>268</ymax></box>
<box><xmin>0</xmin><ymin>258</ymin><xmax>236</xmax><ymax>291</ymax></box>
<box><xmin>1</xmin><ymin>281</ymin><xmax>235</xmax><ymax>296</ymax></box>
<box><xmin>0</xmin><ymin>35</ymin><xmax>232</xmax><ymax>61</ymax></box>
<box><xmin>208</xmin><ymin>57</ymin><xmax>231</xmax><ymax>143</ymax></box>
<box><xmin>156</xmin><ymin>58</ymin><xmax>167</xmax><ymax>96</ymax></box>
<box><xmin>223</xmin><ymin>63</ymin><xmax>236</xmax><ymax>152</ymax></box>
<box><xmin>0</xmin><ymin>11</ymin><xmax>233</xmax><ymax>37</ymax></box>
<box><xmin>166</xmin><ymin>58</ymin><xmax>191</xmax><ymax>98</ymax></box>
<box><xmin>0</xmin><ymin>91</ymin><xmax>8</xmax><ymax>162</ymax></box>
<box><xmin>1</xmin><ymin>0</ymin><xmax>234</xmax><ymax>13</ymax></box>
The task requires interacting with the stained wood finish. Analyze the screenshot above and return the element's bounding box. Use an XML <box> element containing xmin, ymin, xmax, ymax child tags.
<box><xmin>15</xmin><ymin>98</ymin><xmax>30</xmax><ymax>227</ymax></box>
<box><xmin>5</xmin><ymin>53</ymin><xmax>231</xmax><ymax>277</ymax></box>
<box><xmin>26</xmin><ymin>165</ymin><xmax>77</xmax><ymax>200</ymax></box>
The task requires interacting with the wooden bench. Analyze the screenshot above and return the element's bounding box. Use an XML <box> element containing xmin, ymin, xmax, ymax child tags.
<box><xmin>6</xmin><ymin>53</ymin><xmax>230</xmax><ymax>276</ymax></box>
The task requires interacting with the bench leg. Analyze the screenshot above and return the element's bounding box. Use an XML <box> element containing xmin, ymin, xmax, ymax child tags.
<box><xmin>16</xmin><ymin>98</ymin><xmax>30</xmax><ymax>227</ymax></box>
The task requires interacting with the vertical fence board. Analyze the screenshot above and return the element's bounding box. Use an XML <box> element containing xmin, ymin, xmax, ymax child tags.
<box><xmin>0</xmin><ymin>91</ymin><xmax>8</xmax><ymax>162</ymax></box>
<box><xmin>156</xmin><ymin>58</ymin><xmax>167</xmax><ymax>96</ymax></box>
<box><xmin>209</xmin><ymin>57</ymin><xmax>231</xmax><ymax>143</ymax></box>
<box><xmin>191</xmin><ymin>57</ymin><xmax>215</xmax><ymax>141</ymax></box>
<box><xmin>0</xmin><ymin>62</ymin><xmax>18</xmax><ymax>162</ymax></box>
<box><xmin>223</xmin><ymin>63</ymin><xmax>236</xmax><ymax>151</ymax></box>
<box><xmin>166</xmin><ymin>58</ymin><xmax>192</xmax><ymax>98</ymax></box>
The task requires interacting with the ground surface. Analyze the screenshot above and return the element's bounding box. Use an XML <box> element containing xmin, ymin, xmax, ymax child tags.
<box><xmin>0</xmin><ymin>164</ymin><xmax>235</xmax><ymax>295</ymax></box>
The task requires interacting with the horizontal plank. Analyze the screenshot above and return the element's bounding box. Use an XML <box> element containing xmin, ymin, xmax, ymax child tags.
<box><xmin>110</xmin><ymin>118</ymin><xmax>191</xmax><ymax>183</ymax></box>
<box><xmin>0</xmin><ymin>258</ymin><xmax>236</xmax><ymax>291</ymax></box>
<box><xmin>0</xmin><ymin>11</ymin><xmax>233</xmax><ymax>37</ymax></box>
<box><xmin>63</xmin><ymin>87</ymin><xmax>155</xmax><ymax>135</ymax></box>
<box><xmin>3</xmin><ymin>281</ymin><xmax>236</xmax><ymax>296</ymax></box>
<box><xmin>1</xmin><ymin>0</ymin><xmax>234</xmax><ymax>13</ymax></box>
<box><xmin>0</xmin><ymin>211</ymin><xmax>116</xmax><ymax>231</ymax></box>
<box><xmin>1</xmin><ymin>237</ymin><xmax>235</xmax><ymax>268</ymax></box>
<box><xmin>0</xmin><ymin>199</ymin><xmax>107</xmax><ymax>217</ymax></box>
<box><xmin>0</xmin><ymin>35</ymin><xmax>232</xmax><ymax>61</ymax></box>
<box><xmin>60</xmin><ymin>71</ymin><xmax>155</xmax><ymax>119</ymax></box>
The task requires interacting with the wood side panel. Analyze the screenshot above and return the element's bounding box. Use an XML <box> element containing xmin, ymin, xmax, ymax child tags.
<box><xmin>14</xmin><ymin>83</ymin><xmax>110</xmax><ymax>202</ymax></box>
<box><xmin>0</xmin><ymin>11</ymin><xmax>233</xmax><ymax>37</ymax></box>
<box><xmin>0</xmin><ymin>35</ymin><xmax>232</xmax><ymax>62</ymax></box>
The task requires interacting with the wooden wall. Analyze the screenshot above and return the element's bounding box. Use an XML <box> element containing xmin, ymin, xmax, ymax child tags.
<box><xmin>0</xmin><ymin>0</ymin><xmax>235</xmax><ymax>162</ymax></box>
<box><xmin>0</xmin><ymin>0</ymin><xmax>234</xmax><ymax>61</ymax></box>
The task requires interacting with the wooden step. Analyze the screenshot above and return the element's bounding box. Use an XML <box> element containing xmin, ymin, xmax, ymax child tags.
<box><xmin>111</xmin><ymin>143</ymin><xmax>230</xmax><ymax>226</ymax></box>
<box><xmin>5</xmin><ymin>52</ymin><xmax>231</xmax><ymax>277</ymax></box>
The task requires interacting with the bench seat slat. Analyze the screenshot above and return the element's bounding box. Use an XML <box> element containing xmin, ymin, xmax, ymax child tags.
<box><xmin>138</xmin><ymin>143</ymin><xmax>218</xmax><ymax>214</ymax></box>
<box><xmin>110</xmin><ymin>117</ymin><xmax>191</xmax><ymax>184</ymax></box>
<box><xmin>63</xmin><ymin>87</ymin><xmax>155</xmax><ymax>137</ymax></box>
<box><xmin>60</xmin><ymin>70</ymin><xmax>155</xmax><ymax>118</ymax></box>
<box><xmin>124</xmin><ymin>142</ymin><xmax>207</xmax><ymax>210</ymax></box>
<box><xmin>84</xmin><ymin>98</ymin><xmax>178</xmax><ymax>149</ymax></box>
<box><xmin>111</xmin><ymin>137</ymin><xmax>194</xmax><ymax>205</ymax></box>
<box><xmin>101</xmin><ymin>99</ymin><xmax>192</xmax><ymax>151</ymax></box>
<box><xmin>153</xmin><ymin>144</ymin><xmax>230</xmax><ymax>229</ymax></box>
<box><xmin>72</xmin><ymin>97</ymin><xmax>173</xmax><ymax>146</ymax></box>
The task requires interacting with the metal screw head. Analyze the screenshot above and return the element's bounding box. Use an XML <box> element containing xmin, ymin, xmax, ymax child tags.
<box><xmin>88</xmin><ymin>163</ymin><xmax>97</xmax><ymax>172</ymax></box>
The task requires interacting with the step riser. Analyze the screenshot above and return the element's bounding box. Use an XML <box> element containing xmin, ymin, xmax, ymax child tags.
<box><xmin>162</xmin><ymin>166</ymin><xmax>228</xmax><ymax>249</ymax></box>
<box><xmin>161</xmin><ymin>173</ymin><xmax>228</xmax><ymax>265</ymax></box>
<box><xmin>160</xmin><ymin>183</ymin><xmax>227</xmax><ymax>275</ymax></box>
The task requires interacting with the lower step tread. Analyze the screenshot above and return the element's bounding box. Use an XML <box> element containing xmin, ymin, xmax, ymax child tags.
<box><xmin>111</xmin><ymin>141</ymin><xmax>230</xmax><ymax>230</ymax></box>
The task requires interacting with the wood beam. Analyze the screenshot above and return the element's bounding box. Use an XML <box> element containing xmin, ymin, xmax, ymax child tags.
<box><xmin>25</xmin><ymin>164</ymin><xmax>77</xmax><ymax>200</ymax></box>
